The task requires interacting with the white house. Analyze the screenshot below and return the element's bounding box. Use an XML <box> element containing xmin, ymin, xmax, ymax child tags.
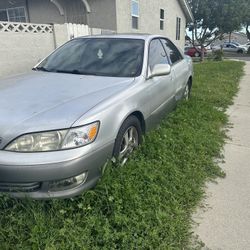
<box><xmin>0</xmin><ymin>0</ymin><xmax>193</xmax><ymax>48</ymax></box>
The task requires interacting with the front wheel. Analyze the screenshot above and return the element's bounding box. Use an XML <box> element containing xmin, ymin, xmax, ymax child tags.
<box><xmin>194</xmin><ymin>52</ymin><xmax>200</xmax><ymax>57</ymax></box>
<box><xmin>113</xmin><ymin>116</ymin><xmax>142</xmax><ymax>166</ymax></box>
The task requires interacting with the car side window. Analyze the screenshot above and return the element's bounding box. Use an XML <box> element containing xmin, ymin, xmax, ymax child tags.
<box><xmin>160</xmin><ymin>39</ymin><xmax>183</xmax><ymax>64</ymax></box>
<box><xmin>148</xmin><ymin>39</ymin><xmax>169</xmax><ymax>71</ymax></box>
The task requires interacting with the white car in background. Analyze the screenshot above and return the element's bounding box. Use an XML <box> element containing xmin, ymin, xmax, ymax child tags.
<box><xmin>212</xmin><ymin>43</ymin><xmax>248</xmax><ymax>54</ymax></box>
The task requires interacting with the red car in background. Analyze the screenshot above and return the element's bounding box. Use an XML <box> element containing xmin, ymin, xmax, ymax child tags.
<box><xmin>184</xmin><ymin>46</ymin><xmax>207</xmax><ymax>57</ymax></box>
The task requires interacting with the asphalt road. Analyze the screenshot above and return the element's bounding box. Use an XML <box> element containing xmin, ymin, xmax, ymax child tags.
<box><xmin>224</xmin><ymin>52</ymin><xmax>250</xmax><ymax>61</ymax></box>
<box><xmin>194</xmin><ymin>62</ymin><xmax>250</xmax><ymax>249</ymax></box>
<box><xmin>225</xmin><ymin>56</ymin><xmax>250</xmax><ymax>61</ymax></box>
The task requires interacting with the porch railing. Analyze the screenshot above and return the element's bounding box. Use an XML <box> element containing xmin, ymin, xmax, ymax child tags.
<box><xmin>0</xmin><ymin>21</ymin><xmax>53</xmax><ymax>33</ymax></box>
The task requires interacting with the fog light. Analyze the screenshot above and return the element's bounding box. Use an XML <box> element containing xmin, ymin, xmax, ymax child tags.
<box><xmin>48</xmin><ymin>172</ymin><xmax>87</xmax><ymax>192</ymax></box>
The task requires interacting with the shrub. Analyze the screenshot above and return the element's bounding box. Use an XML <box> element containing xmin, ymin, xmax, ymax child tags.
<box><xmin>213</xmin><ymin>50</ymin><xmax>224</xmax><ymax>61</ymax></box>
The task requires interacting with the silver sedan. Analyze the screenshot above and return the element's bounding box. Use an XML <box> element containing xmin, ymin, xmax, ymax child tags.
<box><xmin>0</xmin><ymin>34</ymin><xmax>193</xmax><ymax>199</ymax></box>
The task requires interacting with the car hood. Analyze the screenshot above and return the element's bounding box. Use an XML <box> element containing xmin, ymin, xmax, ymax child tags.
<box><xmin>0</xmin><ymin>72</ymin><xmax>134</xmax><ymax>144</ymax></box>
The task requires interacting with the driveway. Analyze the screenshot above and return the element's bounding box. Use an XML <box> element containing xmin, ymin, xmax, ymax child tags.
<box><xmin>194</xmin><ymin>61</ymin><xmax>250</xmax><ymax>249</ymax></box>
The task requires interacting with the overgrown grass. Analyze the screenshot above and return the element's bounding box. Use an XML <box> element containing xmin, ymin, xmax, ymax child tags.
<box><xmin>0</xmin><ymin>61</ymin><xmax>244</xmax><ymax>249</ymax></box>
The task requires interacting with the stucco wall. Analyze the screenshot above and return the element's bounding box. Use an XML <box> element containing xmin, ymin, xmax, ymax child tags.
<box><xmin>116</xmin><ymin>0</ymin><xmax>186</xmax><ymax>49</ymax></box>
<box><xmin>0</xmin><ymin>22</ymin><xmax>109</xmax><ymax>78</ymax></box>
<box><xmin>0</xmin><ymin>23</ymin><xmax>70</xmax><ymax>78</ymax></box>
<box><xmin>0</xmin><ymin>32</ymin><xmax>54</xmax><ymax>78</ymax></box>
<box><xmin>88</xmin><ymin>0</ymin><xmax>117</xmax><ymax>31</ymax></box>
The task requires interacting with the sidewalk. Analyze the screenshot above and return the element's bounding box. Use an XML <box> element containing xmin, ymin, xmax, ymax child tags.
<box><xmin>194</xmin><ymin>61</ymin><xmax>250</xmax><ymax>250</ymax></box>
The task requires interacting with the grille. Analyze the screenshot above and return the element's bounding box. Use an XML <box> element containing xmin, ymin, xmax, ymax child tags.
<box><xmin>0</xmin><ymin>182</ymin><xmax>41</xmax><ymax>192</ymax></box>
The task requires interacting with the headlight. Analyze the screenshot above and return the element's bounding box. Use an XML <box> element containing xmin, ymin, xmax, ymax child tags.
<box><xmin>5</xmin><ymin>122</ymin><xmax>99</xmax><ymax>152</ymax></box>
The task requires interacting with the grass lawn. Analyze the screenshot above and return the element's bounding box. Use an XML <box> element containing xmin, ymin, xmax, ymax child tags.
<box><xmin>0</xmin><ymin>61</ymin><xmax>245</xmax><ymax>249</ymax></box>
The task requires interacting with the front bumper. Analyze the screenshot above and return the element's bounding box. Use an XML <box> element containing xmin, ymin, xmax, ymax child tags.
<box><xmin>0</xmin><ymin>142</ymin><xmax>114</xmax><ymax>199</ymax></box>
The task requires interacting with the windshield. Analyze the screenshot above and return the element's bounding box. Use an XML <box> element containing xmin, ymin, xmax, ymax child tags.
<box><xmin>36</xmin><ymin>38</ymin><xmax>145</xmax><ymax>77</ymax></box>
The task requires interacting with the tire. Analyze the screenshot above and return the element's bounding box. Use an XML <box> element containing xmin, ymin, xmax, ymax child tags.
<box><xmin>183</xmin><ymin>79</ymin><xmax>192</xmax><ymax>100</ymax></box>
<box><xmin>237</xmin><ymin>49</ymin><xmax>243</xmax><ymax>54</ymax></box>
<box><xmin>113</xmin><ymin>115</ymin><xmax>142</xmax><ymax>166</ymax></box>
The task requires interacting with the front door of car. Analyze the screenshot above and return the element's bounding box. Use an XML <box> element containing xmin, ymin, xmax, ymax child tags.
<box><xmin>224</xmin><ymin>44</ymin><xmax>237</xmax><ymax>53</ymax></box>
<box><xmin>145</xmin><ymin>39</ymin><xmax>176</xmax><ymax>128</ymax></box>
<box><xmin>160</xmin><ymin>39</ymin><xmax>189</xmax><ymax>100</ymax></box>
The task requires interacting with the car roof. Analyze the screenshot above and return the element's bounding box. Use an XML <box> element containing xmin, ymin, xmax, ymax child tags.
<box><xmin>75</xmin><ymin>33</ymin><xmax>163</xmax><ymax>41</ymax></box>
<box><xmin>224</xmin><ymin>42</ymin><xmax>239</xmax><ymax>45</ymax></box>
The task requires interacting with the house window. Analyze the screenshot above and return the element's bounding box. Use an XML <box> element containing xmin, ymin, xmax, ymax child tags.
<box><xmin>160</xmin><ymin>9</ymin><xmax>164</xmax><ymax>30</ymax></box>
<box><xmin>176</xmin><ymin>17</ymin><xmax>181</xmax><ymax>40</ymax></box>
<box><xmin>0</xmin><ymin>7</ymin><xmax>27</xmax><ymax>23</ymax></box>
<box><xmin>131</xmin><ymin>0</ymin><xmax>139</xmax><ymax>29</ymax></box>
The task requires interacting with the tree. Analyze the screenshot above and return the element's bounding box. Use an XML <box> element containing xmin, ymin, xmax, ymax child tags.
<box><xmin>188</xmin><ymin>0</ymin><xmax>244</xmax><ymax>61</ymax></box>
<box><xmin>216</xmin><ymin>0</ymin><xmax>243</xmax><ymax>42</ymax></box>
<box><xmin>241</xmin><ymin>0</ymin><xmax>250</xmax><ymax>40</ymax></box>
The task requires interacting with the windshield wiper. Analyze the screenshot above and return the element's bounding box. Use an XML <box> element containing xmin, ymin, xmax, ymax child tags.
<box><xmin>55</xmin><ymin>69</ymin><xmax>83</xmax><ymax>75</ymax></box>
<box><xmin>55</xmin><ymin>70</ymin><xmax>102</xmax><ymax>76</ymax></box>
<box><xmin>34</xmin><ymin>68</ymin><xmax>109</xmax><ymax>76</ymax></box>
<box><xmin>32</xmin><ymin>66</ymin><xmax>51</xmax><ymax>72</ymax></box>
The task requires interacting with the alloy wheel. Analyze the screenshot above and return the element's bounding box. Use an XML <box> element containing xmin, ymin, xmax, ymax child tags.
<box><xmin>184</xmin><ymin>84</ymin><xmax>190</xmax><ymax>100</ymax></box>
<box><xmin>118</xmin><ymin>126</ymin><xmax>139</xmax><ymax>165</ymax></box>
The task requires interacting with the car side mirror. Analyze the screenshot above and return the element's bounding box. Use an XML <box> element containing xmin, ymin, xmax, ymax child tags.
<box><xmin>148</xmin><ymin>64</ymin><xmax>171</xmax><ymax>79</ymax></box>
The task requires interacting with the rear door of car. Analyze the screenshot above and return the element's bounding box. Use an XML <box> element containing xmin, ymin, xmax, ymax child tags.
<box><xmin>160</xmin><ymin>38</ymin><xmax>189</xmax><ymax>100</ymax></box>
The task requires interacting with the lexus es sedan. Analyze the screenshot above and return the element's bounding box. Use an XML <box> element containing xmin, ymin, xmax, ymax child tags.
<box><xmin>0</xmin><ymin>34</ymin><xmax>193</xmax><ymax>199</ymax></box>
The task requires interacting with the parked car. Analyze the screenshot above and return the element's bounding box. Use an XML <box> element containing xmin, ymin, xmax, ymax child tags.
<box><xmin>184</xmin><ymin>46</ymin><xmax>207</xmax><ymax>57</ymax></box>
<box><xmin>213</xmin><ymin>43</ymin><xmax>248</xmax><ymax>54</ymax></box>
<box><xmin>243</xmin><ymin>42</ymin><xmax>250</xmax><ymax>50</ymax></box>
<box><xmin>0</xmin><ymin>34</ymin><xmax>193</xmax><ymax>199</ymax></box>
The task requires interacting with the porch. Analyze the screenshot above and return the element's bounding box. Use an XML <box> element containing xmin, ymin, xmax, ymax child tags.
<box><xmin>0</xmin><ymin>0</ymin><xmax>90</xmax><ymax>25</ymax></box>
